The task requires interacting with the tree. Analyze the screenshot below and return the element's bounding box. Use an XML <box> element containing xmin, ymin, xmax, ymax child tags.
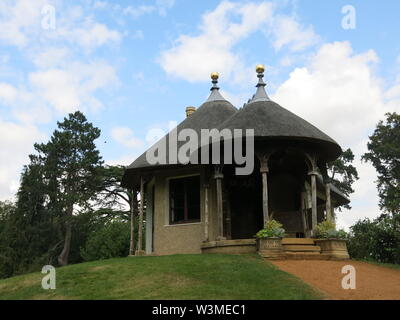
<box><xmin>362</xmin><ymin>112</ymin><xmax>400</xmax><ymax>215</ymax></box>
<box><xmin>97</xmin><ymin>165</ymin><xmax>139</xmax><ymax>255</ymax></box>
<box><xmin>0</xmin><ymin>165</ymin><xmax>58</xmax><ymax>278</ymax></box>
<box><xmin>0</xmin><ymin>200</ymin><xmax>15</xmax><ymax>234</ymax></box>
<box><xmin>80</xmin><ymin>219</ymin><xmax>131</xmax><ymax>261</ymax></box>
<box><xmin>327</xmin><ymin>148</ymin><xmax>359</xmax><ymax>210</ymax></box>
<box><xmin>31</xmin><ymin>111</ymin><xmax>103</xmax><ymax>266</ymax></box>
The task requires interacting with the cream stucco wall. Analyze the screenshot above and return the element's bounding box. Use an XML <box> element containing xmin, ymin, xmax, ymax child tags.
<box><xmin>146</xmin><ymin>166</ymin><xmax>219</xmax><ymax>255</ymax></box>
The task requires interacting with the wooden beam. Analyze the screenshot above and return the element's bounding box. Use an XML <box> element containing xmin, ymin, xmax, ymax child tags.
<box><xmin>300</xmin><ymin>192</ymin><xmax>307</xmax><ymax>236</ymax></box>
<box><xmin>204</xmin><ymin>184</ymin><xmax>209</xmax><ymax>241</ymax></box>
<box><xmin>258</xmin><ymin>154</ymin><xmax>271</xmax><ymax>227</ymax></box>
<box><xmin>129</xmin><ymin>189</ymin><xmax>136</xmax><ymax>256</ymax></box>
<box><xmin>214</xmin><ymin>165</ymin><xmax>225</xmax><ymax>240</ymax></box>
<box><xmin>325</xmin><ymin>182</ymin><xmax>332</xmax><ymax>222</ymax></box>
<box><xmin>225</xmin><ymin>189</ymin><xmax>232</xmax><ymax>240</ymax></box>
<box><xmin>310</xmin><ymin>173</ymin><xmax>317</xmax><ymax>236</ymax></box>
<box><xmin>136</xmin><ymin>176</ymin><xmax>145</xmax><ymax>255</ymax></box>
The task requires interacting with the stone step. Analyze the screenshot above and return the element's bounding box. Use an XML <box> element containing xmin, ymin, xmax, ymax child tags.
<box><xmin>281</xmin><ymin>238</ymin><xmax>315</xmax><ymax>245</ymax></box>
<box><xmin>285</xmin><ymin>252</ymin><xmax>331</xmax><ymax>260</ymax></box>
<box><xmin>283</xmin><ymin>245</ymin><xmax>321</xmax><ymax>252</ymax></box>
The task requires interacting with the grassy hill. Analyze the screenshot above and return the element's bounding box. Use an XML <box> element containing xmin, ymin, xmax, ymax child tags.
<box><xmin>0</xmin><ymin>254</ymin><xmax>324</xmax><ymax>300</ymax></box>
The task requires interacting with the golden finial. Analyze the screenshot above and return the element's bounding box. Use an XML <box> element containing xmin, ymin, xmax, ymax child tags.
<box><xmin>256</xmin><ymin>64</ymin><xmax>265</xmax><ymax>73</ymax></box>
<box><xmin>210</xmin><ymin>72</ymin><xmax>219</xmax><ymax>80</ymax></box>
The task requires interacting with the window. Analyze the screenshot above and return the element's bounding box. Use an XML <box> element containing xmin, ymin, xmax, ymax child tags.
<box><xmin>169</xmin><ymin>175</ymin><xmax>200</xmax><ymax>224</ymax></box>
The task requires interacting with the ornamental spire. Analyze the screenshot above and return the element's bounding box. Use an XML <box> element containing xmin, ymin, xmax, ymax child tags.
<box><xmin>250</xmin><ymin>64</ymin><xmax>270</xmax><ymax>103</ymax></box>
<box><xmin>206</xmin><ymin>72</ymin><xmax>226</xmax><ymax>102</ymax></box>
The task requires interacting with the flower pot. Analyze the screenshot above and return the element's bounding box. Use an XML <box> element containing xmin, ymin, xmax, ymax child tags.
<box><xmin>257</xmin><ymin>237</ymin><xmax>285</xmax><ymax>260</ymax></box>
<box><xmin>315</xmin><ymin>239</ymin><xmax>350</xmax><ymax>260</ymax></box>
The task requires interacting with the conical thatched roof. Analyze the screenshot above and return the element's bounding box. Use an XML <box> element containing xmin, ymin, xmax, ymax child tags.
<box><xmin>122</xmin><ymin>69</ymin><xmax>343</xmax><ymax>187</ymax></box>
<box><xmin>121</xmin><ymin>78</ymin><xmax>236</xmax><ymax>187</ymax></box>
<box><xmin>216</xmin><ymin>67</ymin><xmax>341</xmax><ymax>161</ymax></box>
<box><xmin>217</xmin><ymin>99</ymin><xmax>342</xmax><ymax>161</ymax></box>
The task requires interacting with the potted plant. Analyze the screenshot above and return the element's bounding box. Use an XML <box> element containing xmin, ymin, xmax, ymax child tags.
<box><xmin>255</xmin><ymin>220</ymin><xmax>286</xmax><ymax>260</ymax></box>
<box><xmin>314</xmin><ymin>220</ymin><xmax>350</xmax><ymax>260</ymax></box>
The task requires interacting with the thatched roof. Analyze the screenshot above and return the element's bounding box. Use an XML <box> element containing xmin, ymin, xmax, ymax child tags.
<box><xmin>121</xmin><ymin>85</ymin><xmax>237</xmax><ymax>187</ymax></box>
<box><xmin>217</xmin><ymin>99</ymin><xmax>342</xmax><ymax>161</ymax></box>
<box><xmin>122</xmin><ymin>71</ymin><xmax>343</xmax><ymax>187</ymax></box>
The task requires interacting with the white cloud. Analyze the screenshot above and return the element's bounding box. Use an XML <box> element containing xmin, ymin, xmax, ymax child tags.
<box><xmin>0</xmin><ymin>83</ymin><xmax>17</xmax><ymax>103</ymax></box>
<box><xmin>271</xmin><ymin>15</ymin><xmax>319</xmax><ymax>52</ymax></box>
<box><xmin>0</xmin><ymin>0</ymin><xmax>121</xmax><ymax>50</ymax></box>
<box><xmin>69</xmin><ymin>22</ymin><xmax>122</xmax><ymax>49</ymax></box>
<box><xmin>272</xmin><ymin>41</ymin><xmax>400</xmax><ymax>229</ymax></box>
<box><xmin>111</xmin><ymin>127</ymin><xmax>144</xmax><ymax>149</ymax></box>
<box><xmin>274</xmin><ymin>41</ymin><xmax>384</xmax><ymax>147</ymax></box>
<box><xmin>123</xmin><ymin>0</ymin><xmax>175</xmax><ymax>18</ymax></box>
<box><xmin>105</xmin><ymin>154</ymin><xmax>138</xmax><ymax>167</ymax></box>
<box><xmin>0</xmin><ymin>119</ymin><xmax>46</xmax><ymax>200</ymax></box>
<box><xmin>31</xmin><ymin>47</ymin><xmax>70</xmax><ymax>69</ymax></box>
<box><xmin>0</xmin><ymin>0</ymin><xmax>49</xmax><ymax>47</ymax></box>
<box><xmin>29</xmin><ymin>61</ymin><xmax>118</xmax><ymax>113</ymax></box>
<box><xmin>124</xmin><ymin>5</ymin><xmax>156</xmax><ymax>18</ymax></box>
<box><xmin>159</xmin><ymin>1</ymin><xmax>273</xmax><ymax>83</ymax></box>
<box><xmin>159</xmin><ymin>1</ymin><xmax>319</xmax><ymax>84</ymax></box>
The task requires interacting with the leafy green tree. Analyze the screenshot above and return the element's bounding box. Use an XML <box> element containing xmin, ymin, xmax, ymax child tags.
<box><xmin>0</xmin><ymin>165</ymin><xmax>58</xmax><ymax>278</ymax></box>
<box><xmin>97</xmin><ymin>165</ymin><xmax>137</xmax><ymax>220</ymax></box>
<box><xmin>0</xmin><ymin>200</ymin><xmax>15</xmax><ymax>234</ymax></box>
<box><xmin>362</xmin><ymin>112</ymin><xmax>400</xmax><ymax>215</ymax></box>
<box><xmin>327</xmin><ymin>148</ymin><xmax>359</xmax><ymax>210</ymax></box>
<box><xmin>80</xmin><ymin>220</ymin><xmax>131</xmax><ymax>261</ymax></box>
<box><xmin>97</xmin><ymin>165</ymin><xmax>139</xmax><ymax>254</ymax></box>
<box><xmin>347</xmin><ymin>215</ymin><xmax>400</xmax><ymax>264</ymax></box>
<box><xmin>31</xmin><ymin>111</ymin><xmax>103</xmax><ymax>266</ymax></box>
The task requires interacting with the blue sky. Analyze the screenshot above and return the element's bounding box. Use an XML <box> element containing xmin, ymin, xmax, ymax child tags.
<box><xmin>1</xmin><ymin>0</ymin><xmax>400</xmax><ymax>229</ymax></box>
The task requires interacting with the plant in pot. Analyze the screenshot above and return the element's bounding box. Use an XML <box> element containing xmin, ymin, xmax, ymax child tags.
<box><xmin>314</xmin><ymin>220</ymin><xmax>350</xmax><ymax>260</ymax></box>
<box><xmin>255</xmin><ymin>220</ymin><xmax>286</xmax><ymax>259</ymax></box>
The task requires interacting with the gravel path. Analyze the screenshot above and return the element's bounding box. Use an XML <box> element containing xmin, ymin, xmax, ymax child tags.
<box><xmin>271</xmin><ymin>260</ymin><xmax>400</xmax><ymax>300</ymax></box>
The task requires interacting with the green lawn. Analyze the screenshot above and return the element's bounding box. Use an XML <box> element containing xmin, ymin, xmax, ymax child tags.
<box><xmin>0</xmin><ymin>254</ymin><xmax>324</xmax><ymax>300</ymax></box>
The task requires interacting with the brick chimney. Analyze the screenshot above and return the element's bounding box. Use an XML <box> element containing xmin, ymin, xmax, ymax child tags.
<box><xmin>185</xmin><ymin>106</ymin><xmax>196</xmax><ymax>117</ymax></box>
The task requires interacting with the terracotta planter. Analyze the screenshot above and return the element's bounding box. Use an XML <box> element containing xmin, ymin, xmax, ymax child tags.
<box><xmin>315</xmin><ymin>239</ymin><xmax>350</xmax><ymax>260</ymax></box>
<box><xmin>257</xmin><ymin>237</ymin><xmax>285</xmax><ymax>260</ymax></box>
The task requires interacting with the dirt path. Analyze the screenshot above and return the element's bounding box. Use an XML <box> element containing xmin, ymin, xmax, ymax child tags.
<box><xmin>272</xmin><ymin>260</ymin><xmax>400</xmax><ymax>300</ymax></box>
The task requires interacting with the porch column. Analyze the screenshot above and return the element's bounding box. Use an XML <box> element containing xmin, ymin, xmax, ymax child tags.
<box><xmin>259</xmin><ymin>156</ymin><xmax>270</xmax><ymax>227</ymax></box>
<box><xmin>308</xmin><ymin>171</ymin><xmax>318</xmax><ymax>236</ymax></box>
<box><xmin>325</xmin><ymin>180</ymin><xmax>332</xmax><ymax>222</ymax></box>
<box><xmin>214</xmin><ymin>165</ymin><xmax>225</xmax><ymax>241</ymax></box>
<box><xmin>300</xmin><ymin>192</ymin><xmax>308</xmax><ymax>236</ymax></box>
<box><xmin>204</xmin><ymin>183</ymin><xmax>210</xmax><ymax>241</ymax></box>
<box><xmin>129</xmin><ymin>188</ymin><xmax>136</xmax><ymax>256</ymax></box>
<box><xmin>136</xmin><ymin>176</ymin><xmax>145</xmax><ymax>256</ymax></box>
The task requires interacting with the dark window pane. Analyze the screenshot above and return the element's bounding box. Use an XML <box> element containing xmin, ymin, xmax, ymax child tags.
<box><xmin>169</xmin><ymin>175</ymin><xmax>200</xmax><ymax>223</ymax></box>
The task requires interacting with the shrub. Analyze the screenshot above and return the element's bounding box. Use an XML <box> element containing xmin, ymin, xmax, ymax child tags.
<box><xmin>315</xmin><ymin>220</ymin><xmax>347</xmax><ymax>239</ymax></box>
<box><xmin>347</xmin><ymin>215</ymin><xmax>400</xmax><ymax>264</ymax></box>
<box><xmin>80</xmin><ymin>221</ymin><xmax>131</xmax><ymax>262</ymax></box>
<box><xmin>255</xmin><ymin>220</ymin><xmax>286</xmax><ymax>238</ymax></box>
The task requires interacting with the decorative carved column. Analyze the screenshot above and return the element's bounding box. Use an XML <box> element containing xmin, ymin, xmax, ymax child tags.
<box><xmin>136</xmin><ymin>176</ymin><xmax>145</xmax><ymax>256</ymax></box>
<box><xmin>325</xmin><ymin>179</ymin><xmax>332</xmax><ymax>222</ymax></box>
<box><xmin>214</xmin><ymin>165</ymin><xmax>225</xmax><ymax>240</ymax></box>
<box><xmin>204</xmin><ymin>183</ymin><xmax>210</xmax><ymax>242</ymax></box>
<box><xmin>305</xmin><ymin>152</ymin><xmax>319</xmax><ymax>237</ymax></box>
<box><xmin>300</xmin><ymin>191</ymin><xmax>308</xmax><ymax>236</ymax></box>
<box><xmin>309</xmin><ymin>171</ymin><xmax>318</xmax><ymax>235</ymax></box>
<box><xmin>257</xmin><ymin>153</ymin><xmax>272</xmax><ymax>227</ymax></box>
<box><xmin>224</xmin><ymin>188</ymin><xmax>232</xmax><ymax>240</ymax></box>
<box><xmin>129</xmin><ymin>188</ymin><xmax>136</xmax><ymax>256</ymax></box>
